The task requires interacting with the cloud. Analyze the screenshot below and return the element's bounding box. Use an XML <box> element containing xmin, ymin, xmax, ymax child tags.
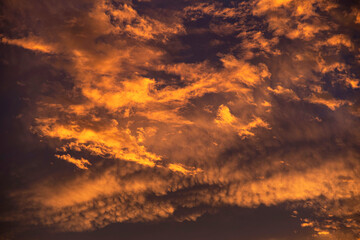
<box><xmin>1</xmin><ymin>0</ymin><xmax>360</xmax><ymax>238</ymax></box>
<box><xmin>215</xmin><ymin>104</ymin><xmax>270</xmax><ymax>138</ymax></box>
<box><xmin>1</xmin><ymin>36</ymin><xmax>56</xmax><ymax>53</ymax></box>
<box><xmin>306</xmin><ymin>93</ymin><xmax>352</xmax><ymax>111</ymax></box>
<box><xmin>55</xmin><ymin>154</ymin><xmax>91</xmax><ymax>169</ymax></box>
<box><xmin>104</xmin><ymin>3</ymin><xmax>184</xmax><ymax>40</ymax></box>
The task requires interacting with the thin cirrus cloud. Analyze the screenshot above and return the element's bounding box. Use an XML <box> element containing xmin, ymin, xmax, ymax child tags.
<box><xmin>0</xmin><ymin>0</ymin><xmax>359</xmax><ymax>239</ymax></box>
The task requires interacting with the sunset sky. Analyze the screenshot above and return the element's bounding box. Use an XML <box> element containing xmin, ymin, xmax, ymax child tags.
<box><xmin>0</xmin><ymin>0</ymin><xmax>360</xmax><ymax>239</ymax></box>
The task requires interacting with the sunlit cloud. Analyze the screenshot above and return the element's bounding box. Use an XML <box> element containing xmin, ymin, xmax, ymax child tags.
<box><xmin>1</xmin><ymin>36</ymin><xmax>56</xmax><ymax>53</ymax></box>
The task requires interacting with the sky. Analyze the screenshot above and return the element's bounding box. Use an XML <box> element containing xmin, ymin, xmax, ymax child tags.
<box><xmin>0</xmin><ymin>0</ymin><xmax>360</xmax><ymax>239</ymax></box>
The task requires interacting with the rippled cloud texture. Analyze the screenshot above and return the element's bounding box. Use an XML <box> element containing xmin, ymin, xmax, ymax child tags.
<box><xmin>1</xmin><ymin>0</ymin><xmax>360</xmax><ymax>239</ymax></box>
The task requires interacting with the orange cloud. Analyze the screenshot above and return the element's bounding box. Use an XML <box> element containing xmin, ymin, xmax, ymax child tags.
<box><xmin>307</xmin><ymin>94</ymin><xmax>352</xmax><ymax>111</ymax></box>
<box><xmin>215</xmin><ymin>105</ymin><xmax>269</xmax><ymax>138</ymax></box>
<box><xmin>326</xmin><ymin>35</ymin><xmax>353</xmax><ymax>48</ymax></box>
<box><xmin>168</xmin><ymin>163</ymin><xmax>203</xmax><ymax>175</ymax></box>
<box><xmin>253</xmin><ymin>0</ymin><xmax>293</xmax><ymax>15</ymax></box>
<box><xmin>104</xmin><ymin>3</ymin><xmax>184</xmax><ymax>40</ymax></box>
<box><xmin>34</xmin><ymin>118</ymin><xmax>162</xmax><ymax>167</ymax></box>
<box><xmin>55</xmin><ymin>154</ymin><xmax>91</xmax><ymax>170</ymax></box>
<box><xmin>267</xmin><ymin>86</ymin><xmax>300</xmax><ymax>101</ymax></box>
<box><xmin>1</xmin><ymin>36</ymin><xmax>55</xmax><ymax>53</ymax></box>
